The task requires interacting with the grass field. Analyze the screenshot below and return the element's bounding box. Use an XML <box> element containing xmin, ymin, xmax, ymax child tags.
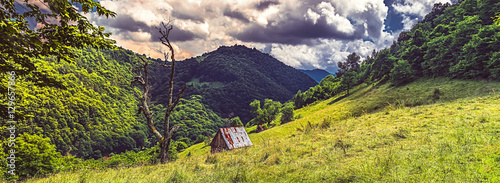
<box><xmin>26</xmin><ymin>78</ymin><xmax>500</xmax><ymax>182</ymax></box>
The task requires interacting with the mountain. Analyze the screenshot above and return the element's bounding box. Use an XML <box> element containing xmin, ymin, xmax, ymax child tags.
<box><xmin>150</xmin><ymin>45</ymin><xmax>318</xmax><ymax>122</ymax></box>
<box><xmin>298</xmin><ymin>69</ymin><xmax>334</xmax><ymax>83</ymax></box>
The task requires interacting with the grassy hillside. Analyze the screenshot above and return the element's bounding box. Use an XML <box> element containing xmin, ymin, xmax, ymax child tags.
<box><xmin>27</xmin><ymin>78</ymin><xmax>500</xmax><ymax>182</ymax></box>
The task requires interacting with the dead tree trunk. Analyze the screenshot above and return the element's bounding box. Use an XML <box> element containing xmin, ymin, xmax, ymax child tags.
<box><xmin>132</xmin><ymin>22</ymin><xmax>186</xmax><ymax>163</ymax></box>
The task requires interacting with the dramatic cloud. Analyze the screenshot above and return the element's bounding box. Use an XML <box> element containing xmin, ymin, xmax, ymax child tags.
<box><xmin>86</xmin><ymin>0</ymin><xmax>449</xmax><ymax>73</ymax></box>
<box><xmin>392</xmin><ymin>0</ymin><xmax>452</xmax><ymax>30</ymax></box>
<box><xmin>223</xmin><ymin>8</ymin><xmax>250</xmax><ymax>23</ymax></box>
<box><xmin>254</xmin><ymin>1</ymin><xmax>280</xmax><ymax>11</ymax></box>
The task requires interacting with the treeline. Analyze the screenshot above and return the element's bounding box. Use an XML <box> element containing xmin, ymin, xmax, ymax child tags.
<box><xmin>293</xmin><ymin>0</ymin><xmax>500</xmax><ymax>109</ymax></box>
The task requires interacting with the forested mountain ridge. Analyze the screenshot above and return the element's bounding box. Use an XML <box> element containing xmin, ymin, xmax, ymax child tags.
<box><xmin>149</xmin><ymin>45</ymin><xmax>318</xmax><ymax>122</ymax></box>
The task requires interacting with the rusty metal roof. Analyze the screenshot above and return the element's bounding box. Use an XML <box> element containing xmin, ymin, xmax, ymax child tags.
<box><xmin>220</xmin><ymin>127</ymin><xmax>252</xmax><ymax>150</ymax></box>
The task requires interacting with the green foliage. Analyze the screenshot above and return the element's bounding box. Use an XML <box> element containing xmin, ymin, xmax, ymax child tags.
<box><xmin>280</xmin><ymin>103</ymin><xmax>294</xmax><ymax>124</ymax></box>
<box><xmin>339</xmin><ymin>0</ymin><xmax>500</xmax><ymax>89</ymax></box>
<box><xmin>3</xmin><ymin>133</ymin><xmax>62</xmax><ymax>178</ymax></box>
<box><xmin>0</xmin><ymin>48</ymin><xmax>144</xmax><ymax>159</ymax></box>
<box><xmin>229</xmin><ymin>117</ymin><xmax>244</xmax><ymax>127</ymax></box>
<box><xmin>369</xmin><ymin>49</ymin><xmax>397</xmax><ymax>81</ymax></box>
<box><xmin>0</xmin><ymin>47</ymin><xmax>226</xmax><ymax>162</ymax></box>
<box><xmin>495</xmin><ymin>12</ymin><xmax>500</xmax><ymax>25</ymax></box>
<box><xmin>0</xmin><ymin>0</ymin><xmax>116</xmax><ymax>118</ymax></box>
<box><xmin>293</xmin><ymin>75</ymin><xmax>342</xmax><ymax>109</ymax></box>
<box><xmin>249</xmin><ymin>99</ymin><xmax>282</xmax><ymax>125</ymax></box>
<box><xmin>390</xmin><ymin>60</ymin><xmax>416</xmax><ymax>85</ymax></box>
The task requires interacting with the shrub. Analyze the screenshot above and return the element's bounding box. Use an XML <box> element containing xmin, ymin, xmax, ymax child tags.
<box><xmin>281</xmin><ymin>103</ymin><xmax>295</xmax><ymax>124</ymax></box>
<box><xmin>229</xmin><ymin>116</ymin><xmax>244</xmax><ymax>127</ymax></box>
<box><xmin>2</xmin><ymin>133</ymin><xmax>63</xmax><ymax>179</ymax></box>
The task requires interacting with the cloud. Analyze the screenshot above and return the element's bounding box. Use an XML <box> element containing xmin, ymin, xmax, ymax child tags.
<box><xmin>254</xmin><ymin>38</ymin><xmax>379</xmax><ymax>73</ymax></box>
<box><xmin>392</xmin><ymin>0</ymin><xmax>451</xmax><ymax>30</ymax></box>
<box><xmin>223</xmin><ymin>8</ymin><xmax>250</xmax><ymax>23</ymax></box>
<box><xmin>232</xmin><ymin>0</ymin><xmax>388</xmax><ymax>45</ymax></box>
<box><xmin>254</xmin><ymin>0</ymin><xmax>280</xmax><ymax>11</ymax></box>
<box><xmin>85</xmin><ymin>0</ymin><xmax>443</xmax><ymax>72</ymax></box>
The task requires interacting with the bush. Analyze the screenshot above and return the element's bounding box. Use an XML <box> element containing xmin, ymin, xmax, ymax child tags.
<box><xmin>2</xmin><ymin>133</ymin><xmax>63</xmax><ymax>178</ymax></box>
<box><xmin>281</xmin><ymin>103</ymin><xmax>294</xmax><ymax>124</ymax></box>
<box><xmin>229</xmin><ymin>116</ymin><xmax>244</xmax><ymax>127</ymax></box>
<box><xmin>390</xmin><ymin>60</ymin><xmax>416</xmax><ymax>85</ymax></box>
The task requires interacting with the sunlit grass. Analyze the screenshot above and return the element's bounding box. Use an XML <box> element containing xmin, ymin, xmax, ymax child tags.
<box><xmin>27</xmin><ymin>78</ymin><xmax>500</xmax><ymax>182</ymax></box>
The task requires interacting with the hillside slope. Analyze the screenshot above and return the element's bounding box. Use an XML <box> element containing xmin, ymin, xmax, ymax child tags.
<box><xmin>0</xmin><ymin>48</ymin><xmax>225</xmax><ymax>161</ymax></box>
<box><xmin>151</xmin><ymin>45</ymin><xmax>317</xmax><ymax>122</ymax></box>
<box><xmin>28</xmin><ymin>78</ymin><xmax>500</xmax><ymax>182</ymax></box>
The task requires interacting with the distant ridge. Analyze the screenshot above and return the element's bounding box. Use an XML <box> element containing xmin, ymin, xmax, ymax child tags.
<box><xmin>298</xmin><ymin>69</ymin><xmax>334</xmax><ymax>83</ymax></box>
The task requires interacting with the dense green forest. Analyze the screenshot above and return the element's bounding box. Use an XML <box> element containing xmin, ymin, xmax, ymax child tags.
<box><xmin>148</xmin><ymin>45</ymin><xmax>317</xmax><ymax>122</ymax></box>
<box><xmin>292</xmin><ymin>0</ymin><xmax>500</xmax><ymax>109</ymax></box>
<box><xmin>0</xmin><ymin>47</ymin><xmax>226</xmax><ymax>178</ymax></box>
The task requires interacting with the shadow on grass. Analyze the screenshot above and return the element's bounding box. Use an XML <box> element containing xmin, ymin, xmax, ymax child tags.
<box><xmin>328</xmin><ymin>94</ymin><xmax>348</xmax><ymax>105</ymax></box>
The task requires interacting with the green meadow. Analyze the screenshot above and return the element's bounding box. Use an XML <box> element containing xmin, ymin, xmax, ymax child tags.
<box><xmin>26</xmin><ymin>78</ymin><xmax>500</xmax><ymax>182</ymax></box>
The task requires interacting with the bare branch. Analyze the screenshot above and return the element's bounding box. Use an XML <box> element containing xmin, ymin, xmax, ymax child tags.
<box><xmin>169</xmin><ymin>125</ymin><xmax>180</xmax><ymax>137</ymax></box>
<box><xmin>168</xmin><ymin>84</ymin><xmax>187</xmax><ymax>114</ymax></box>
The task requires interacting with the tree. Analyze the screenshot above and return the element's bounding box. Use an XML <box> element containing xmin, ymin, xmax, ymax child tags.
<box><xmin>345</xmin><ymin>52</ymin><xmax>361</xmax><ymax>70</ymax></box>
<box><xmin>132</xmin><ymin>22</ymin><xmax>186</xmax><ymax>164</ymax></box>
<box><xmin>3</xmin><ymin>133</ymin><xmax>62</xmax><ymax>178</ymax></box>
<box><xmin>280</xmin><ymin>102</ymin><xmax>294</xmax><ymax>124</ymax></box>
<box><xmin>229</xmin><ymin>117</ymin><xmax>243</xmax><ymax>127</ymax></box>
<box><xmin>390</xmin><ymin>60</ymin><xmax>415</xmax><ymax>85</ymax></box>
<box><xmin>249</xmin><ymin>99</ymin><xmax>282</xmax><ymax>125</ymax></box>
<box><xmin>336</xmin><ymin>52</ymin><xmax>361</xmax><ymax>95</ymax></box>
<box><xmin>1</xmin><ymin>0</ymin><xmax>116</xmax><ymax>118</ymax></box>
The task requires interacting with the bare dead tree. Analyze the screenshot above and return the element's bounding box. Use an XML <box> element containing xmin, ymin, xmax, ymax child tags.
<box><xmin>132</xmin><ymin>22</ymin><xmax>186</xmax><ymax>163</ymax></box>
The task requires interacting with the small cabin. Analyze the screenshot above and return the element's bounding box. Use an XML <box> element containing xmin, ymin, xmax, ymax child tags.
<box><xmin>210</xmin><ymin>127</ymin><xmax>253</xmax><ymax>153</ymax></box>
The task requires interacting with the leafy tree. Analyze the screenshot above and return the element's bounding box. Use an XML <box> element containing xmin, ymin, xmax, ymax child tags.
<box><xmin>337</xmin><ymin>52</ymin><xmax>361</xmax><ymax>95</ymax></box>
<box><xmin>280</xmin><ymin>103</ymin><xmax>294</xmax><ymax>124</ymax></box>
<box><xmin>132</xmin><ymin>22</ymin><xmax>186</xmax><ymax>164</ymax></box>
<box><xmin>292</xmin><ymin>90</ymin><xmax>306</xmax><ymax>109</ymax></box>
<box><xmin>370</xmin><ymin>49</ymin><xmax>397</xmax><ymax>81</ymax></box>
<box><xmin>487</xmin><ymin>52</ymin><xmax>500</xmax><ymax>79</ymax></box>
<box><xmin>2</xmin><ymin>133</ymin><xmax>62</xmax><ymax>178</ymax></box>
<box><xmin>450</xmin><ymin>24</ymin><xmax>500</xmax><ymax>79</ymax></box>
<box><xmin>229</xmin><ymin>117</ymin><xmax>244</xmax><ymax>127</ymax></box>
<box><xmin>249</xmin><ymin>99</ymin><xmax>282</xmax><ymax>125</ymax></box>
<box><xmin>340</xmin><ymin>70</ymin><xmax>358</xmax><ymax>96</ymax></box>
<box><xmin>390</xmin><ymin>60</ymin><xmax>416</xmax><ymax>85</ymax></box>
<box><xmin>0</xmin><ymin>0</ymin><xmax>116</xmax><ymax>117</ymax></box>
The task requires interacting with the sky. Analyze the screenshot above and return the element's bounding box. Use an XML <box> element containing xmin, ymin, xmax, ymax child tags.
<box><xmin>85</xmin><ymin>0</ymin><xmax>453</xmax><ymax>73</ymax></box>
